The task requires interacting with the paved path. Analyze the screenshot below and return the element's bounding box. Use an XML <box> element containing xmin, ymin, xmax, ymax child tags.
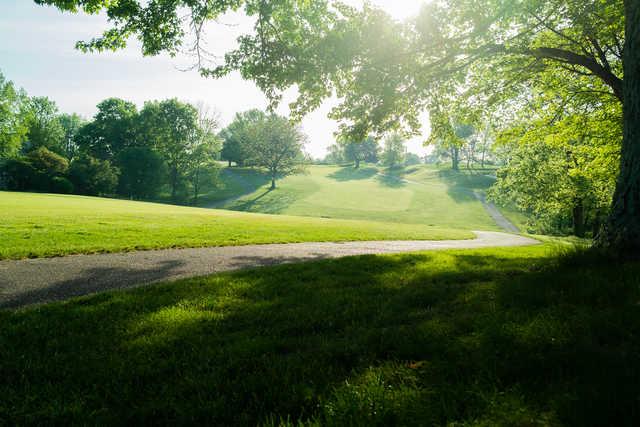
<box><xmin>0</xmin><ymin>232</ymin><xmax>538</xmax><ymax>309</ymax></box>
<box><xmin>473</xmin><ymin>191</ymin><xmax>520</xmax><ymax>233</ymax></box>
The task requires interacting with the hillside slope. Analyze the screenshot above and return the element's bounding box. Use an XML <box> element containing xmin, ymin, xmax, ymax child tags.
<box><xmin>214</xmin><ymin>165</ymin><xmax>501</xmax><ymax>230</ymax></box>
<box><xmin>0</xmin><ymin>191</ymin><xmax>471</xmax><ymax>260</ymax></box>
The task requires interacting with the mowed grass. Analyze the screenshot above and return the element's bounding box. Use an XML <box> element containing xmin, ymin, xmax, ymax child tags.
<box><xmin>0</xmin><ymin>191</ymin><xmax>471</xmax><ymax>260</ymax></box>
<box><xmin>1</xmin><ymin>244</ymin><xmax>638</xmax><ymax>425</ymax></box>
<box><xmin>217</xmin><ymin>165</ymin><xmax>501</xmax><ymax>230</ymax></box>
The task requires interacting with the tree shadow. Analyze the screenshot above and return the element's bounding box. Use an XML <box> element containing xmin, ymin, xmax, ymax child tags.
<box><xmin>225</xmin><ymin>187</ymin><xmax>307</xmax><ymax>214</ymax></box>
<box><xmin>328</xmin><ymin>165</ymin><xmax>378</xmax><ymax>182</ymax></box>
<box><xmin>0</xmin><ymin>260</ymin><xmax>188</xmax><ymax>309</ymax></box>
<box><xmin>435</xmin><ymin>169</ymin><xmax>496</xmax><ymax>203</ymax></box>
<box><xmin>1</xmin><ymin>249</ymin><xmax>639</xmax><ymax>425</ymax></box>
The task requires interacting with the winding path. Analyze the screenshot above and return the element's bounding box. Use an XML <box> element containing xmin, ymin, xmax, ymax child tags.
<box><xmin>0</xmin><ymin>232</ymin><xmax>539</xmax><ymax>309</ymax></box>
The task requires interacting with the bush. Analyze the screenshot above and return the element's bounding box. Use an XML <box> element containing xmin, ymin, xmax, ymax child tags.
<box><xmin>69</xmin><ymin>155</ymin><xmax>119</xmax><ymax>196</ymax></box>
<box><xmin>26</xmin><ymin>147</ymin><xmax>69</xmax><ymax>176</ymax></box>
<box><xmin>117</xmin><ymin>147</ymin><xmax>166</xmax><ymax>199</ymax></box>
<box><xmin>0</xmin><ymin>158</ymin><xmax>38</xmax><ymax>191</ymax></box>
<box><xmin>50</xmin><ymin>176</ymin><xmax>74</xmax><ymax>194</ymax></box>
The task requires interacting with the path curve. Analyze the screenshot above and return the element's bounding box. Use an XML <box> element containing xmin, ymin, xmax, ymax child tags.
<box><xmin>0</xmin><ymin>231</ymin><xmax>539</xmax><ymax>309</ymax></box>
<box><xmin>473</xmin><ymin>191</ymin><xmax>520</xmax><ymax>233</ymax></box>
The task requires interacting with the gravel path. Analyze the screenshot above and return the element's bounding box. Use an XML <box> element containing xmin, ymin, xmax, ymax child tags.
<box><xmin>0</xmin><ymin>232</ymin><xmax>538</xmax><ymax>309</ymax></box>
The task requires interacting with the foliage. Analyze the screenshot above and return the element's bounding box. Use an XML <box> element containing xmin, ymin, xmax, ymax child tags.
<box><xmin>220</xmin><ymin>109</ymin><xmax>267</xmax><ymax>167</ymax></box>
<box><xmin>57</xmin><ymin>113</ymin><xmax>86</xmax><ymax>160</ymax></box>
<box><xmin>1</xmin><ymin>147</ymin><xmax>69</xmax><ymax>192</ymax></box>
<box><xmin>381</xmin><ymin>133</ymin><xmax>406</xmax><ymax>168</ymax></box>
<box><xmin>248</xmin><ymin>114</ymin><xmax>307</xmax><ymax>189</ymax></box>
<box><xmin>187</xmin><ymin>139</ymin><xmax>221</xmax><ymax>203</ymax></box>
<box><xmin>68</xmin><ymin>155</ymin><xmax>119</xmax><ymax>196</ymax></box>
<box><xmin>26</xmin><ymin>146</ymin><xmax>69</xmax><ymax>176</ymax></box>
<box><xmin>139</xmin><ymin>99</ymin><xmax>200</xmax><ymax>201</ymax></box>
<box><xmin>0</xmin><ymin>159</ymin><xmax>38</xmax><ymax>191</ymax></box>
<box><xmin>489</xmin><ymin>78</ymin><xmax>622</xmax><ymax>237</ymax></box>
<box><xmin>0</xmin><ymin>71</ymin><xmax>29</xmax><ymax>159</ymax></box>
<box><xmin>116</xmin><ymin>146</ymin><xmax>166</xmax><ymax>199</ymax></box>
<box><xmin>341</xmin><ymin>136</ymin><xmax>379</xmax><ymax>168</ymax></box>
<box><xmin>405</xmin><ymin>153</ymin><xmax>422</xmax><ymax>166</ymax></box>
<box><xmin>75</xmin><ymin>98</ymin><xmax>138</xmax><ymax>161</ymax></box>
<box><xmin>24</xmin><ymin>97</ymin><xmax>65</xmax><ymax>155</ymax></box>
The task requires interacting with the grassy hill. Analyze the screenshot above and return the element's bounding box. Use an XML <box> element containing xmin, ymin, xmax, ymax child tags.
<box><xmin>209</xmin><ymin>165</ymin><xmax>502</xmax><ymax>230</ymax></box>
<box><xmin>0</xmin><ymin>191</ymin><xmax>471</xmax><ymax>260</ymax></box>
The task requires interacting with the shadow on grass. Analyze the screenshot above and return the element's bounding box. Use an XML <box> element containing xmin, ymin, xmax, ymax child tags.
<box><xmin>435</xmin><ymin>169</ymin><xmax>497</xmax><ymax>203</ymax></box>
<box><xmin>328</xmin><ymin>166</ymin><xmax>378</xmax><ymax>182</ymax></box>
<box><xmin>226</xmin><ymin>187</ymin><xmax>309</xmax><ymax>215</ymax></box>
<box><xmin>1</xmin><ymin>248</ymin><xmax>639</xmax><ymax>425</ymax></box>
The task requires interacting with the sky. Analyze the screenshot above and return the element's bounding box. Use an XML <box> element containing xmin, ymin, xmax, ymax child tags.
<box><xmin>0</xmin><ymin>0</ymin><xmax>431</xmax><ymax>158</ymax></box>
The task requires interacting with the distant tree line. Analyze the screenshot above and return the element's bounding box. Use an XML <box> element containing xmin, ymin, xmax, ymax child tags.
<box><xmin>1</xmin><ymin>71</ymin><xmax>307</xmax><ymax>202</ymax></box>
<box><xmin>322</xmin><ymin>133</ymin><xmax>420</xmax><ymax>169</ymax></box>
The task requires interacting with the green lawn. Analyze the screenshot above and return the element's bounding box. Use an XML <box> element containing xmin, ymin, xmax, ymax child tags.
<box><xmin>213</xmin><ymin>165</ymin><xmax>501</xmax><ymax>230</ymax></box>
<box><xmin>0</xmin><ymin>191</ymin><xmax>471</xmax><ymax>260</ymax></box>
<box><xmin>2</xmin><ymin>243</ymin><xmax>638</xmax><ymax>425</ymax></box>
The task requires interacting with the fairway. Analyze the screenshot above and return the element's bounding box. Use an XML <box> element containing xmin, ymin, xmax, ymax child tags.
<box><xmin>0</xmin><ymin>192</ymin><xmax>471</xmax><ymax>260</ymax></box>
<box><xmin>215</xmin><ymin>165</ymin><xmax>501</xmax><ymax>230</ymax></box>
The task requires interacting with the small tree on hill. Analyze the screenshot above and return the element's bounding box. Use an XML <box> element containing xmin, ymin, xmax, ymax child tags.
<box><xmin>381</xmin><ymin>133</ymin><xmax>406</xmax><ymax>168</ymax></box>
<box><xmin>250</xmin><ymin>115</ymin><xmax>306</xmax><ymax>190</ymax></box>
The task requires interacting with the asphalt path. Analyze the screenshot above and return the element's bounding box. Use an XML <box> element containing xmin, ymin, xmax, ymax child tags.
<box><xmin>0</xmin><ymin>231</ymin><xmax>539</xmax><ymax>309</ymax></box>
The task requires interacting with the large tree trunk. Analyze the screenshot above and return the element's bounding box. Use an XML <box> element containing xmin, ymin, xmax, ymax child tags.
<box><xmin>600</xmin><ymin>2</ymin><xmax>640</xmax><ymax>249</ymax></box>
<box><xmin>170</xmin><ymin>166</ymin><xmax>178</xmax><ymax>201</ymax></box>
<box><xmin>573</xmin><ymin>198</ymin><xmax>585</xmax><ymax>238</ymax></box>
<box><xmin>451</xmin><ymin>146</ymin><xmax>459</xmax><ymax>171</ymax></box>
<box><xmin>270</xmin><ymin>177</ymin><xmax>276</xmax><ymax>190</ymax></box>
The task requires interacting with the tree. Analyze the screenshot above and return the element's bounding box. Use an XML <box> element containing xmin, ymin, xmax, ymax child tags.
<box><xmin>58</xmin><ymin>113</ymin><xmax>85</xmax><ymax>160</ymax></box>
<box><xmin>68</xmin><ymin>155</ymin><xmax>119</xmax><ymax>196</ymax></box>
<box><xmin>76</xmin><ymin>98</ymin><xmax>138</xmax><ymax>161</ymax></box>
<box><xmin>381</xmin><ymin>133</ymin><xmax>406</xmax><ymax>168</ymax></box>
<box><xmin>187</xmin><ymin>141</ymin><xmax>220</xmax><ymax>204</ymax></box>
<box><xmin>324</xmin><ymin>143</ymin><xmax>345</xmax><ymax>164</ymax></box>
<box><xmin>249</xmin><ymin>115</ymin><xmax>306</xmax><ymax>190</ymax></box>
<box><xmin>139</xmin><ymin>99</ymin><xmax>199</xmax><ymax>201</ymax></box>
<box><xmin>37</xmin><ymin>0</ymin><xmax>638</xmax><ymax>248</ymax></box>
<box><xmin>24</xmin><ymin>97</ymin><xmax>65</xmax><ymax>155</ymax></box>
<box><xmin>341</xmin><ymin>137</ymin><xmax>379</xmax><ymax>169</ymax></box>
<box><xmin>220</xmin><ymin>110</ymin><xmax>267</xmax><ymax>167</ymax></box>
<box><xmin>116</xmin><ymin>147</ymin><xmax>166</xmax><ymax>199</ymax></box>
<box><xmin>2</xmin><ymin>147</ymin><xmax>70</xmax><ymax>192</ymax></box>
<box><xmin>405</xmin><ymin>153</ymin><xmax>422</xmax><ymax>167</ymax></box>
<box><xmin>0</xmin><ymin>71</ymin><xmax>29</xmax><ymax>159</ymax></box>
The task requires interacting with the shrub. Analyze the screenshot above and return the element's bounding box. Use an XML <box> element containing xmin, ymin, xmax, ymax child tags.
<box><xmin>69</xmin><ymin>155</ymin><xmax>119</xmax><ymax>196</ymax></box>
<box><xmin>0</xmin><ymin>158</ymin><xmax>38</xmax><ymax>191</ymax></box>
<box><xmin>26</xmin><ymin>146</ymin><xmax>69</xmax><ymax>176</ymax></box>
<box><xmin>50</xmin><ymin>176</ymin><xmax>74</xmax><ymax>194</ymax></box>
<box><xmin>117</xmin><ymin>146</ymin><xmax>166</xmax><ymax>199</ymax></box>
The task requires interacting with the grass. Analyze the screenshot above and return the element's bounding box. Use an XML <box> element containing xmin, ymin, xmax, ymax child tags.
<box><xmin>214</xmin><ymin>165</ymin><xmax>502</xmax><ymax>230</ymax></box>
<box><xmin>0</xmin><ymin>191</ymin><xmax>471</xmax><ymax>260</ymax></box>
<box><xmin>1</xmin><ymin>243</ymin><xmax>638</xmax><ymax>425</ymax></box>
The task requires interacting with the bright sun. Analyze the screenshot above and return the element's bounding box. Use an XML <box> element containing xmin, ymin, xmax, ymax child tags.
<box><xmin>343</xmin><ymin>0</ymin><xmax>429</xmax><ymax>21</ymax></box>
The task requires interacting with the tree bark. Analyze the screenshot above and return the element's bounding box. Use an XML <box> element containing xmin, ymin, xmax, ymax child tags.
<box><xmin>355</xmin><ymin>158</ymin><xmax>360</xmax><ymax>169</ymax></box>
<box><xmin>600</xmin><ymin>1</ymin><xmax>640</xmax><ymax>250</ymax></box>
<box><xmin>270</xmin><ymin>177</ymin><xmax>276</xmax><ymax>190</ymax></box>
<box><xmin>573</xmin><ymin>198</ymin><xmax>585</xmax><ymax>238</ymax></box>
<box><xmin>451</xmin><ymin>146</ymin><xmax>459</xmax><ymax>171</ymax></box>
